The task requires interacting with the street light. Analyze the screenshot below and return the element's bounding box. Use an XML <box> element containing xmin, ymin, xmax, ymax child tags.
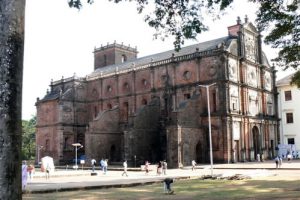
<box><xmin>198</xmin><ymin>83</ymin><xmax>216</xmax><ymax>176</ymax></box>
<box><xmin>37</xmin><ymin>145</ymin><xmax>44</xmax><ymax>166</ymax></box>
<box><xmin>72</xmin><ymin>143</ymin><xmax>83</xmax><ymax>170</ymax></box>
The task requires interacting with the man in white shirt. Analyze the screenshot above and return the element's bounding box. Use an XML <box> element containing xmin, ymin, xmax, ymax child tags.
<box><xmin>122</xmin><ymin>160</ymin><xmax>128</xmax><ymax>177</ymax></box>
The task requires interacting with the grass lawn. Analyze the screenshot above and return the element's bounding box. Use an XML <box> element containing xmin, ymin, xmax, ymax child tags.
<box><xmin>23</xmin><ymin>178</ymin><xmax>300</xmax><ymax>200</ymax></box>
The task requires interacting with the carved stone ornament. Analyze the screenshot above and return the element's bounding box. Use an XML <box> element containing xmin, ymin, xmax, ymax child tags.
<box><xmin>183</xmin><ymin>71</ymin><xmax>191</xmax><ymax>80</ymax></box>
<box><xmin>264</xmin><ymin>72</ymin><xmax>271</xmax><ymax>89</ymax></box>
<box><xmin>228</xmin><ymin>58</ymin><xmax>237</xmax><ymax>79</ymax></box>
<box><xmin>247</xmin><ymin>67</ymin><xmax>257</xmax><ymax>86</ymax></box>
<box><xmin>244</xmin><ymin>32</ymin><xmax>256</xmax><ymax>62</ymax></box>
<box><xmin>207</xmin><ymin>65</ymin><xmax>217</xmax><ymax>76</ymax></box>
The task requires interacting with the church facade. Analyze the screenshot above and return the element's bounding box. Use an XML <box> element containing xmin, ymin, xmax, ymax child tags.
<box><xmin>36</xmin><ymin>18</ymin><xmax>279</xmax><ymax>167</ymax></box>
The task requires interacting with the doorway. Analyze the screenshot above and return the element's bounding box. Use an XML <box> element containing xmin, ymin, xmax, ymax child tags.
<box><xmin>252</xmin><ymin>126</ymin><xmax>260</xmax><ymax>158</ymax></box>
<box><xmin>196</xmin><ymin>141</ymin><xmax>203</xmax><ymax>163</ymax></box>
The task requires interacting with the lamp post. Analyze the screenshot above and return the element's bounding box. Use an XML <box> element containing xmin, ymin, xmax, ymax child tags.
<box><xmin>198</xmin><ymin>83</ymin><xmax>216</xmax><ymax>176</ymax></box>
<box><xmin>37</xmin><ymin>145</ymin><xmax>44</xmax><ymax>166</ymax></box>
<box><xmin>72</xmin><ymin>143</ymin><xmax>83</xmax><ymax>170</ymax></box>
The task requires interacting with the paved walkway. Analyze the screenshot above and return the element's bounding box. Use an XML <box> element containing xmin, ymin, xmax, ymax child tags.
<box><xmin>24</xmin><ymin>160</ymin><xmax>300</xmax><ymax>194</ymax></box>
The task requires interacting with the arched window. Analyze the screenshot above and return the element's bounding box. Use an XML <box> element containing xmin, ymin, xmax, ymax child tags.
<box><xmin>142</xmin><ymin>79</ymin><xmax>148</xmax><ymax>86</ymax></box>
<box><xmin>121</xmin><ymin>55</ymin><xmax>127</xmax><ymax>63</ymax></box>
<box><xmin>107</xmin><ymin>85</ymin><xmax>112</xmax><ymax>92</ymax></box>
<box><xmin>142</xmin><ymin>99</ymin><xmax>147</xmax><ymax>105</ymax></box>
<box><xmin>107</xmin><ymin>103</ymin><xmax>112</xmax><ymax>109</ymax></box>
<box><xmin>123</xmin><ymin>82</ymin><xmax>129</xmax><ymax>91</ymax></box>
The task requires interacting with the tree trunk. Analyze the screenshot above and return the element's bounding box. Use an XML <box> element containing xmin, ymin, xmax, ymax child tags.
<box><xmin>0</xmin><ymin>0</ymin><xmax>25</xmax><ymax>199</ymax></box>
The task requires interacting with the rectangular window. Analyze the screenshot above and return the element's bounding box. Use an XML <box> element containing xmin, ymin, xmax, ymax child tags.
<box><xmin>287</xmin><ymin>138</ymin><xmax>295</xmax><ymax>144</ymax></box>
<box><xmin>212</xmin><ymin>92</ymin><xmax>217</xmax><ymax>112</ymax></box>
<box><xmin>286</xmin><ymin>113</ymin><xmax>294</xmax><ymax>123</ymax></box>
<box><xmin>284</xmin><ymin>90</ymin><xmax>292</xmax><ymax>101</ymax></box>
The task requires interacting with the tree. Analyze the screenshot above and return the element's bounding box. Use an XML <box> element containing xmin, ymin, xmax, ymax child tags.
<box><xmin>68</xmin><ymin>0</ymin><xmax>299</xmax><ymax>82</ymax></box>
<box><xmin>22</xmin><ymin>116</ymin><xmax>36</xmax><ymax>161</ymax></box>
<box><xmin>0</xmin><ymin>0</ymin><xmax>25</xmax><ymax>199</ymax></box>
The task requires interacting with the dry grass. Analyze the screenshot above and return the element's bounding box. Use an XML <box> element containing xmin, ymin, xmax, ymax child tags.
<box><xmin>23</xmin><ymin>178</ymin><xmax>300</xmax><ymax>200</ymax></box>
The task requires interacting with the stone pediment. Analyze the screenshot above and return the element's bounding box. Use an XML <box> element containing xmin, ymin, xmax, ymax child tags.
<box><xmin>243</xmin><ymin>22</ymin><xmax>258</xmax><ymax>34</ymax></box>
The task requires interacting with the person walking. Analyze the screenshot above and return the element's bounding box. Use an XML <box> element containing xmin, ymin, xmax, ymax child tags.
<box><xmin>45</xmin><ymin>163</ymin><xmax>51</xmax><ymax>180</ymax></box>
<box><xmin>145</xmin><ymin>161</ymin><xmax>150</xmax><ymax>175</ymax></box>
<box><xmin>27</xmin><ymin>164</ymin><xmax>35</xmax><ymax>181</ymax></box>
<box><xmin>91</xmin><ymin>158</ymin><xmax>96</xmax><ymax>172</ymax></box>
<box><xmin>100</xmin><ymin>159</ymin><xmax>105</xmax><ymax>173</ymax></box>
<box><xmin>191</xmin><ymin>160</ymin><xmax>197</xmax><ymax>171</ymax></box>
<box><xmin>122</xmin><ymin>160</ymin><xmax>128</xmax><ymax>177</ymax></box>
<box><xmin>103</xmin><ymin>159</ymin><xmax>108</xmax><ymax>174</ymax></box>
<box><xmin>279</xmin><ymin>156</ymin><xmax>283</xmax><ymax>168</ymax></box>
<box><xmin>162</xmin><ymin>160</ymin><xmax>167</xmax><ymax>175</ymax></box>
<box><xmin>21</xmin><ymin>161</ymin><xmax>28</xmax><ymax>190</ymax></box>
<box><xmin>275</xmin><ymin>156</ymin><xmax>279</xmax><ymax>169</ymax></box>
<box><xmin>157</xmin><ymin>161</ymin><xmax>162</xmax><ymax>175</ymax></box>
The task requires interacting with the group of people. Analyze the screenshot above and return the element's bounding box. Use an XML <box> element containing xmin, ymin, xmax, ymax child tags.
<box><xmin>21</xmin><ymin>161</ymin><xmax>36</xmax><ymax>190</ymax></box>
<box><xmin>156</xmin><ymin>160</ymin><xmax>168</xmax><ymax>175</ymax></box>
<box><xmin>90</xmin><ymin>158</ymin><xmax>109</xmax><ymax>174</ymax></box>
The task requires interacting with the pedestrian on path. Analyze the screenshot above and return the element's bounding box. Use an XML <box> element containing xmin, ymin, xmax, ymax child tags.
<box><xmin>257</xmin><ymin>154</ymin><xmax>261</xmax><ymax>162</ymax></box>
<box><xmin>191</xmin><ymin>160</ymin><xmax>197</xmax><ymax>171</ymax></box>
<box><xmin>145</xmin><ymin>161</ymin><xmax>150</xmax><ymax>175</ymax></box>
<box><xmin>287</xmin><ymin>153</ymin><xmax>292</xmax><ymax>162</ymax></box>
<box><xmin>279</xmin><ymin>156</ymin><xmax>283</xmax><ymax>168</ymax></box>
<box><xmin>100</xmin><ymin>159</ymin><xmax>104</xmax><ymax>172</ymax></box>
<box><xmin>91</xmin><ymin>158</ymin><xmax>96</xmax><ymax>172</ymax></box>
<box><xmin>103</xmin><ymin>159</ymin><xmax>108</xmax><ymax>174</ymax></box>
<box><xmin>22</xmin><ymin>161</ymin><xmax>28</xmax><ymax>190</ymax></box>
<box><xmin>122</xmin><ymin>160</ymin><xmax>128</xmax><ymax>177</ymax></box>
<box><xmin>45</xmin><ymin>163</ymin><xmax>50</xmax><ymax>180</ymax></box>
<box><xmin>27</xmin><ymin>164</ymin><xmax>35</xmax><ymax>181</ymax></box>
<box><xmin>162</xmin><ymin>160</ymin><xmax>167</xmax><ymax>175</ymax></box>
<box><xmin>157</xmin><ymin>161</ymin><xmax>162</xmax><ymax>175</ymax></box>
<box><xmin>275</xmin><ymin>156</ymin><xmax>279</xmax><ymax>169</ymax></box>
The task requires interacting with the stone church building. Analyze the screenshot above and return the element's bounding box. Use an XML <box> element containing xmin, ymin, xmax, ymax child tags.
<box><xmin>36</xmin><ymin>18</ymin><xmax>279</xmax><ymax>167</ymax></box>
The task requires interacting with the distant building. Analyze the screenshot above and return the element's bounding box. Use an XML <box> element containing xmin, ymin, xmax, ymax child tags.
<box><xmin>277</xmin><ymin>72</ymin><xmax>300</xmax><ymax>156</ymax></box>
<box><xmin>36</xmin><ymin>17</ymin><xmax>279</xmax><ymax>167</ymax></box>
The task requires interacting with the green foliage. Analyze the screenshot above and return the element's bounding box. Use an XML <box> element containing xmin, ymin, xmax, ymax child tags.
<box><xmin>68</xmin><ymin>0</ymin><xmax>299</xmax><ymax>78</ymax></box>
<box><xmin>251</xmin><ymin>0</ymin><xmax>300</xmax><ymax>70</ymax></box>
<box><xmin>22</xmin><ymin>116</ymin><xmax>36</xmax><ymax>160</ymax></box>
<box><xmin>291</xmin><ymin>70</ymin><xmax>300</xmax><ymax>88</ymax></box>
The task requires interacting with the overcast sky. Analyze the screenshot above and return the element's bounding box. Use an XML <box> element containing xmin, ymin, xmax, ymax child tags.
<box><xmin>22</xmin><ymin>0</ymin><xmax>296</xmax><ymax>120</ymax></box>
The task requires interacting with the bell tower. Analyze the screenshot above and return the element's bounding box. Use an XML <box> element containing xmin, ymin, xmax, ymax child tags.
<box><xmin>93</xmin><ymin>41</ymin><xmax>138</xmax><ymax>70</ymax></box>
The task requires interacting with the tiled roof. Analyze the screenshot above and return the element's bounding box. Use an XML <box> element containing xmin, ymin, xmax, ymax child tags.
<box><xmin>276</xmin><ymin>72</ymin><xmax>296</xmax><ymax>86</ymax></box>
<box><xmin>39</xmin><ymin>90</ymin><xmax>60</xmax><ymax>102</ymax></box>
<box><xmin>88</xmin><ymin>36</ymin><xmax>232</xmax><ymax>79</ymax></box>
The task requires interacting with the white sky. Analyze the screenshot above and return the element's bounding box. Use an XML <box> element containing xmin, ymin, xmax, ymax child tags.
<box><xmin>23</xmin><ymin>0</ymin><xmax>296</xmax><ymax>120</ymax></box>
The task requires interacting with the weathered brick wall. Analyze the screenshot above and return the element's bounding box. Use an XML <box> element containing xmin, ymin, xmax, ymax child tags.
<box><xmin>94</xmin><ymin>48</ymin><xmax>115</xmax><ymax>69</ymax></box>
<box><xmin>36</xmin><ymin>100</ymin><xmax>58</xmax><ymax>126</ymax></box>
<box><xmin>85</xmin><ymin>106</ymin><xmax>123</xmax><ymax>162</ymax></box>
<box><xmin>167</xmin><ymin>94</ymin><xmax>205</xmax><ymax>167</ymax></box>
<box><xmin>124</xmin><ymin>98</ymin><xmax>161</xmax><ymax>165</ymax></box>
